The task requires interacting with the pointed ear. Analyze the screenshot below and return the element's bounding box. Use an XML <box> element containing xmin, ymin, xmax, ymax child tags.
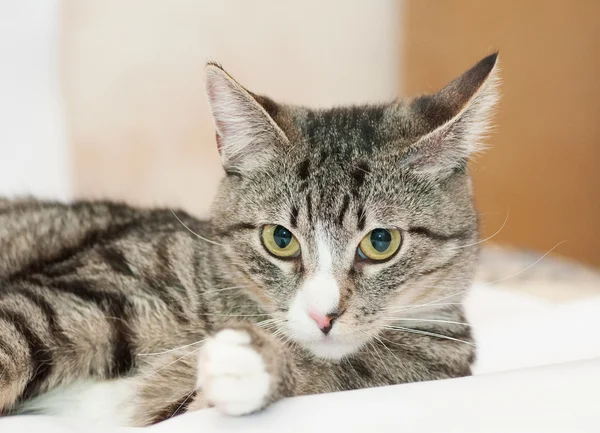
<box><xmin>403</xmin><ymin>53</ymin><xmax>500</xmax><ymax>176</ymax></box>
<box><xmin>205</xmin><ymin>63</ymin><xmax>289</xmax><ymax>173</ymax></box>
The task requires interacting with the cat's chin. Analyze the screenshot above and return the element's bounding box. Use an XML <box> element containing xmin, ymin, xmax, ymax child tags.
<box><xmin>302</xmin><ymin>339</ymin><xmax>363</xmax><ymax>360</ymax></box>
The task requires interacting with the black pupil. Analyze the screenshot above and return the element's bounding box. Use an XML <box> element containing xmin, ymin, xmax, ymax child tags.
<box><xmin>273</xmin><ymin>225</ymin><xmax>293</xmax><ymax>249</ymax></box>
<box><xmin>370</xmin><ymin>229</ymin><xmax>391</xmax><ymax>252</ymax></box>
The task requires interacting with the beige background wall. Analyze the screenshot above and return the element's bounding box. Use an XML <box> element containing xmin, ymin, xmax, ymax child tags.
<box><xmin>62</xmin><ymin>0</ymin><xmax>400</xmax><ymax>217</ymax></box>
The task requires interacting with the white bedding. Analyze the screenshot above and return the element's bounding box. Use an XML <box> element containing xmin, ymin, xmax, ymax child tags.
<box><xmin>1</xmin><ymin>283</ymin><xmax>599</xmax><ymax>432</ymax></box>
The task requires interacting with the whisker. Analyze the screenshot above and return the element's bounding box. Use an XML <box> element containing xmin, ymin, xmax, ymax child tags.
<box><xmin>393</xmin><ymin>290</ymin><xmax>470</xmax><ymax>313</ymax></box>
<box><xmin>255</xmin><ymin>318</ymin><xmax>278</xmax><ymax>326</ymax></box>
<box><xmin>278</xmin><ymin>332</ymin><xmax>296</xmax><ymax>348</ymax></box>
<box><xmin>370</xmin><ymin>341</ymin><xmax>387</xmax><ymax>366</ymax></box>
<box><xmin>351</xmin><ymin>163</ymin><xmax>370</xmax><ymax>175</ymax></box>
<box><xmin>449</xmin><ymin>208</ymin><xmax>510</xmax><ymax>250</ymax></box>
<box><xmin>386</xmin><ymin>232</ymin><xmax>566</xmax><ymax>316</ymax></box>
<box><xmin>255</xmin><ymin>318</ymin><xmax>284</xmax><ymax>329</ymax></box>
<box><xmin>170</xmin><ymin>209</ymin><xmax>225</xmax><ymax>246</ymax></box>
<box><xmin>143</xmin><ymin>347</ymin><xmax>202</xmax><ymax>379</ymax></box>
<box><xmin>381</xmin><ymin>317</ymin><xmax>471</xmax><ymax>326</ymax></box>
<box><xmin>409</xmin><ymin>240</ymin><xmax>567</xmax><ymax>303</ymax></box>
<box><xmin>196</xmin><ymin>313</ymin><xmax>269</xmax><ymax>318</ymax></box>
<box><xmin>170</xmin><ymin>388</ymin><xmax>198</xmax><ymax>419</ymax></box>
<box><xmin>138</xmin><ymin>339</ymin><xmax>205</xmax><ymax>356</ymax></box>
<box><xmin>382</xmin><ymin>325</ymin><xmax>476</xmax><ymax>347</ymax></box>
<box><xmin>383</xmin><ymin>302</ymin><xmax>464</xmax><ymax>312</ymax></box>
<box><xmin>390</xmin><ymin>243</ymin><xmax>558</xmax><ymax>314</ymax></box>
<box><xmin>364</xmin><ymin>340</ymin><xmax>381</xmax><ymax>363</ymax></box>
<box><xmin>268</xmin><ymin>325</ymin><xmax>298</xmax><ymax>349</ymax></box>
<box><xmin>261</xmin><ymin>323</ymin><xmax>283</xmax><ymax>331</ymax></box>
<box><xmin>481</xmin><ymin>240</ymin><xmax>567</xmax><ymax>286</ymax></box>
<box><xmin>163</xmin><ymin>286</ymin><xmax>242</xmax><ymax>307</ymax></box>
<box><xmin>172</xmin><ymin>284</ymin><xmax>252</xmax><ymax>307</ymax></box>
<box><xmin>277</xmin><ymin>328</ymin><xmax>298</xmax><ymax>349</ymax></box>
<box><xmin>372</xmin><ymin>334</ymin><xmax>403</xmax><ymax>364</ymax></box>
<box><xmin>201</xmin><ymin>286</ymin><xmax>246</xmax><ymax>295</ymax></box>
<box><xmin>344</xmin><ymin>356</ymin><xmax>361</xmax><ymax>376</ymax></box>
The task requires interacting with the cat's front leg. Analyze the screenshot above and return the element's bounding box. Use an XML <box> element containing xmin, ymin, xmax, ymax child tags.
<box><xmin>197</xmin><ymin>322</ymin><xmax>294</xmax><ymax>416</ymax></box>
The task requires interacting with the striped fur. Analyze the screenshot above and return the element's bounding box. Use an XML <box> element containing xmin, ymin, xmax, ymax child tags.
<box><xmin>0</xmin><ymin>54</ymin><xmax>498</xmax><ymax>425</ymax></box>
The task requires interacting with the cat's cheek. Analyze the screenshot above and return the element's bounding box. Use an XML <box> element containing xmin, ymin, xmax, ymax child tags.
<box><xmin>197</xmin><ymin>329</ymin><xmax>271</xmax><ymax>416</ymax></box>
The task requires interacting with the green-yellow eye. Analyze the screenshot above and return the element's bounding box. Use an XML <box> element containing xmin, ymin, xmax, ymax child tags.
<box><xmin>357</xmin><ymin>228</ymin><xmax>402</xmax><ymax>261</ymax></box>
<box><xmin>261</xmin><ymin>225</ymin><xmax>301</xmax><ymax>258</ymax></box>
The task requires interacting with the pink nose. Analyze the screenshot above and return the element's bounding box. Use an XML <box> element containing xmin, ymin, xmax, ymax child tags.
<box><xmin>309</xmin><ymin>311</ymin><xmax>338</xmax><ymax>335</ymax></box>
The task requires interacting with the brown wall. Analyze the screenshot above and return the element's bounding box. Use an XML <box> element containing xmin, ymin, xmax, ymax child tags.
<box><xmin>402</xmin><ymin>0</ymin><xmax>600</xmax><ymax>266</ymax></box>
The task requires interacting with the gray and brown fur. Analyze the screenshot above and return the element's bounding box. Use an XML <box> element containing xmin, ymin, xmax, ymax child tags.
<box><xmin>0</xmin><ymin>53</ymin><xmax>499</xmax><ymax>426</ymax></box>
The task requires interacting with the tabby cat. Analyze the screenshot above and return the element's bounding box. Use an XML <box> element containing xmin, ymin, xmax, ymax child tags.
<box><xmin>0</xmin><ymin>53</ymin><xmax>499</xmax><ymax>426</ymax></box>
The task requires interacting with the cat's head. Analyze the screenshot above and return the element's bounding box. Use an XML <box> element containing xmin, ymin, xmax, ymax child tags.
<box><xmin>207</xmin><ymin>54</ymin><xmax>499</xmax><ymax>359</ymax></box>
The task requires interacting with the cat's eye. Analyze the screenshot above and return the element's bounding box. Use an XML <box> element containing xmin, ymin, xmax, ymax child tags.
<box><xmin>357</xmin><ymin>228</ymin><xmax>402</xmax><ymax>262</ymax></box>
<box><xmin>261</xmin><ymin>224</ymin><xmax>301</xmax><ymax>258</ymax></box>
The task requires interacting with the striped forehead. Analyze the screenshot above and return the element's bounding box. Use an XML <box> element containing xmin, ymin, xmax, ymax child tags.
<box><xmin>288</xmin><ymin>158</ymin><xmax>369</xmax><ymax>234</ymax></box>
<box><xmin>299</xmin><ymin>105</ymin><xmax>390</xmax><ymax>152</ymax></box>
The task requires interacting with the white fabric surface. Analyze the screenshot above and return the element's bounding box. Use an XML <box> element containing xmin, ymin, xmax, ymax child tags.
<box><xmin>1</xmin><ymin>358</ymin><xmax>598</xmax><ymax>433</ymax></box>
<box><xmin>0</xmin><ymin>284</ymin><xmax>599</xmax><ymax>432</ymax></box>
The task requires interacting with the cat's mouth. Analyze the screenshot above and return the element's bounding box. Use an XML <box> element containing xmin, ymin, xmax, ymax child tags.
<box><xmin>285</xmin><ymin>318</ymin><xmax>368</xmax><ymax>360</ymax></box>
<box><xmin>302</xmin><ymin>337</ymin><xmax>364</xmax><ymax>360</ymax></box>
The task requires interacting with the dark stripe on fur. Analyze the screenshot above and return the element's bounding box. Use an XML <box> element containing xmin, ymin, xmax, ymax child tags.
<box><xmin>112</xmin><ymin>313</ymin><xmax>135</xmax><ymax>377</ymax></box>
<box><xmin>338</xmin><ymin>195</ymin><xmax>350</xmax><ymax>226</ymax></box>
<box><xmin>45</xmin><ymin>279</ymin><xmax>136</xmax><ymax>377</ymax></box>
<box><xmin>306</xmin><ymin>192</ymin><xmax>313</xmax><ymax>223</ymax></box>
<box><xmin>11</xmin><ymin>219</ymin><xmax>139</xmax><ymax>280</ymax></box>
<box><xmin>0</xmin><ymin>309</ymin><xmax>53</xmax><ymax>401</ymax></box>
<box><xmin>40</xmin><ymin>258</ymin><xmax>83</xmax><ymax>278</ymax></box>
<box><xmin>319</xmin><ymin>149</ymin><xmax>329</xmax><ymax>165</ymax></box>
<box><xmin>224</xmin><ymin>169</ymin><xmax>243</xmax><ymax>178</ymax></box>
<box><xmin>2</xmin><ymin>286</ymin><xmax>68</xmax><ymax>345</ymax></box>
<box><xmin>351</xmin><ymin>162</ymin><xmax>369</xmax><ymax>196</ymax></box>
<box><xmin>408</xmin><ymin>226</ymin><xmax>470</xmax><ymax>242</ymax></box>
<box><xmin>99</xmin><ymin>246</ymin><xmax>134</xmax><ymax>277</ymax></box>
<box><xmin>150</xmin><ymin>239</ymin><xmax>189</xmax><ymax>322</ymax></box>
<box><xmin>216</xmin><ymin>222</ymin><xmax>257</xmax><ymax>237</ymax></box>
<box><xmin>357</xmin><ymin>206</ymin><xmax>366</xmax><ymax>231</ymax></box>
<box><xmin>297</xmin><ymin>159</ymin><xmax>310</xmax><ymax>181</ymax></box>
<box><xmin>151</xmin><ymin>391</ymin><xmax>197</xmax><ymax>424</ymax></box>
<box><xmin>290</xmin><ymin>206</ymin><xmax>299</xmax><ymax>229</ymax></box>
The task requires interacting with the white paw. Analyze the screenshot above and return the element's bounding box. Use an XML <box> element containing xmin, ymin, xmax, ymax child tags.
<box><xmin>197</xmin><ymin>329</ymin><xmax>271</xmax><ymax>416</ymax></box>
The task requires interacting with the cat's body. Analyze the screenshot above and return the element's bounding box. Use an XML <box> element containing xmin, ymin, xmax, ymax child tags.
<box><xmin>0</xmin><ymin>54</ymin><xmax>498</xmax><ymax>426</ymax></box>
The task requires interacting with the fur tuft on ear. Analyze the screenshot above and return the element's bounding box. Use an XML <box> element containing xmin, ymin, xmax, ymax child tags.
<box><xmin>403</xmin><ymin>52</ymin><xmax>500</xmax><ymax>176</ymax></box>
<box><xmin>205</xmin><ymin>64</ymin><xmax>289</xmax><ymax>173</ymax></box>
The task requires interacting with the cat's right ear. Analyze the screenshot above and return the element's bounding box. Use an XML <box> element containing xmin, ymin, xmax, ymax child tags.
<box><xmin>402</xmin><ymin>53</ymin><xmax>500</xmax><ymax>177</ymax></box>
<box><xmin>205</xmin><ymin>63</ymin><xmax>289</xmax><ymax>174</ymax></box>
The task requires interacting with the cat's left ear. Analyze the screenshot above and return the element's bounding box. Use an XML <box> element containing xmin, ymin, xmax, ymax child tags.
<box><xmin>205</xmin><ymin>63</ymin><xmax>289</xmax><ymax>173</ymax></box>
<box><xmin>403</xmin><ymin>53</ymin><xmax>500</xmax><ymax>176</ymax></box>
